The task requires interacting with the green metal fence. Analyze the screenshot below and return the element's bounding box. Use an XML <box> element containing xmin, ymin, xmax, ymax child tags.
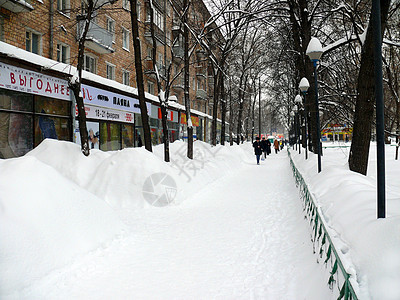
<box><xmin>288</xmin><ymin>150</ymin><xmax>359</xmax><ymax>300</ymax></box>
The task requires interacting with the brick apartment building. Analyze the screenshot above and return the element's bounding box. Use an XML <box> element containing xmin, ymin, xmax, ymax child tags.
<box><xmin>0</xmin><ymin>0</ymin><xmax>223</xmax><ymax>158</ymax></box>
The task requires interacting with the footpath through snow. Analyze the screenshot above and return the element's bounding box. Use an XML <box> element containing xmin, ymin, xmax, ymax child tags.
<box><xmin>1</xmin><ymin>140</ymin><xmax>332</xmax><ymax>299</ymax></box>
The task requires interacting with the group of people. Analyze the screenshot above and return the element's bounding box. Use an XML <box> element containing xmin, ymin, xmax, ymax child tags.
<box><xmin>252</xmin><ymin>137</ymin><xmax>281</xmax><ymax>165</ymax></box>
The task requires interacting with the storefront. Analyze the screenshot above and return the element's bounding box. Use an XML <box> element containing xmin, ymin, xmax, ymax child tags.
<box><xmin>0</xmin><ymin>62</ymin><xmax>72</xmax><ymax>158</ymax></box>
<box><xmin>180</xmin><ymin>112</ymin><xmax>199</xmax><ymax>140</ymax></box>
<box><xmin>74</xmin><ymin>83</ymin><xmax>149</xmax><ymax>151</ymax></box>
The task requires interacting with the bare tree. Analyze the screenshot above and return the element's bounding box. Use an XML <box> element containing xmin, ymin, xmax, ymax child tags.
<box><xmin>69</xmin><ymin>0</ymin><xmax>117</xmax><ymax>156</ymax></box>
<box><xmin>129</xmin><ymin>0</ymin><xmax>153</xmax><ymax>152</ymax></box>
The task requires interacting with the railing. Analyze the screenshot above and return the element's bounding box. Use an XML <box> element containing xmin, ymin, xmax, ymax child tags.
<box><xmin>288</xmin><ymin>149</ymin><xmax>359</xmax><ymax>300</ymax></box>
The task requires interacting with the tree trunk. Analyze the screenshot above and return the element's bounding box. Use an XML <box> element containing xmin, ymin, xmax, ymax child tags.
<box><xmin>183</xmin><ymin>0</ymin><xmax>193</xmax><ymax>158</ymax></box>
<box><xmin>236</xmin><ymin>75</ymin><xmax>247</xmax><ymax>144</ymax></box>
<box><xmin>229</xmin><ymin>87</ymin><xmax>234</xmax><ymax>146</ymax></box>
<box><xmin>211</xmin><ymin>71</ymin><xmax>222</xmax><ymax>146</ymax></box>
<box><xmin>160</xmin><ymin>104</ymin><xmax>170</xmax><ymax>161</ymax></box>
<box><xmin>70</xmin><ymin>6</ymin><xmax>95</xmax><ymax>157</ymax></box>
<box><xmin>348</xmin><ymin>0</ymin><xmax>390</xmax><ymax>174</ymax></box>
<box><xmin>220</xmin><ymin>75</ymin><xmax>226</xmax><ymax>145</ymax></box>
<box><xmin>130</xmin><ymin>0</ymin><xmax>152</xmax><ymax>152</ymax></box>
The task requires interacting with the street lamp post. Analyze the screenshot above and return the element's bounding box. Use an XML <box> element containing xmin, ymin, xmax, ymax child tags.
<box><xmin>295</xmin><ymin>95</ymin><xmax>302</xmax><ymax>154</ymax></box>
<box><xmin>299</xmin><ymin>78</ymin><xmax>310</xmax><ymax>159</ymax></box>
<box><xmin>290</xmin><ymin>111</ymin><xmax>295</xmax><ymax>148</ymax></box>
<box><xmin>372</xmin><ymin>0</ymin><xmax>385</xmax><ymax>218</ymax></box>
<box><xmin>306</xmin><ymin>37</ymin><xmax>323</xmax><ymax>173</ymax></box>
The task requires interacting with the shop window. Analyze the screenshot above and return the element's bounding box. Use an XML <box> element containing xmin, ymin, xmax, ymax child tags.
<box><xmin>0</xmin><ymin>112</ymin><xmax>33</xmax><ymax>158</ymax></box>
<box><xmin>34</xmin><ymin>95</ymin><xmax>71</xmax><ymax>147</ymax></box>
<box><xmin>100</xmin><ymin>122</ymin><xmax>121</xmax><ymax>151</ymax></box>
<box><xmin>122</xmin><ymin>123</ymin><xmax>134</xmax><ymax>148</ymax></box>
<box><xmin>0</xmin><ymin>89</ymin><xmax>33</xmax><ymax>112</ymax></box>
<box><xmin>106</xmin><ymin>63</ymin><xmax>116</xmax><ymax>80</ymax></box>
<box><xmin>122</xmin><ymin>69</ymin><xmax>130</xmax><ymax>86</ymax></box>
<box><xmin>106</xmin><ymin>16</ymin><xmax>116</xmax><ymax>43</ymax></box>
<box><xmin>34</xmin><ymin>95</ymin><xmax>70</xmax><ymax>116</ymax></box>
<box><xmin>135</xmin><ymin>127</ymin><xmax>143</xmax><ymax>147</ymax></box>
<box><xmin>57</xmin><ymin>43</ymin><xmax>70</xmax><ymax>64</ymax></box>
<box><xmin>26</xmin><ymin>30</ymin><xmax>41</xmax><ymax>54</ymax></box>
<box><xmin>34</xmin><ymin>115</ymin><xmax>70</xmax><ymax>147</ymax></box>
<box><xmin>84</xmin><ymin>54</ymin><xmax>97</xmax><ymax>73</ymax></box>
<box><xmin>122</xmin><ymin>27</ymin><xmax>130</xmax><ymax>51</ymax></box>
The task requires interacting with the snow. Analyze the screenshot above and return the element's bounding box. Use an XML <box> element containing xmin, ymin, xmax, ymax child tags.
<box><xmin>306</xmin><ymin>37</ymin><xmax>323</xmax><ymax>58</ymax></box>
<box><xmin>0</xmin><ymin>139</ymin><xmax>399</xmax><ymax>299</ymax></box>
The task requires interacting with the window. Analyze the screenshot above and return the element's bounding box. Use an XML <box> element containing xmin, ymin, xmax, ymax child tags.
<box><xmin>26</xmin><ymin>30</ymin><xmax>40</xmax><ymax>54</ymax></box>
<box><xmin>84</xmin><ymin>54</ymin><xmax>97</xmax><ymax>73</ymax></box>
<box><xmin>56</xmin><ymin>43</ymin><xmax>70</xmax><ymax>64</ymax></box>
<box><xmin>106</xmin><ymin>17</ymin><xmax>115</xmax><ymax>43</ymax></box>
<box><xmin>193</xmin><ymin>78</ymin><xmax>195</xmax><ymax>90</ymax></box>
<box><xmin>106</xmin><ymin>63</ymin><xmax>115</xmax><ymax>80</ymax></box>
<box><xmin>136</xmin><ymin>1</ymin><xmax>141</xmax><ymax>20</ymax></box>
<box><xmin>122</xmin><ymin>124</ymin><xmax>134</xmax><ymax>148</ymax></box>
<box><xmin>100</xmin><ymin>122</ymin><xmax>121</xmax><ymax>151</ymax></box>
<box><xmin>122</xmin><ymin>0</ymin><xmax>130</xmax><ymax>11</ymax></box>
<box><xmin>122</xmin><ymin>27</ymin><xmax>130</xmax><ymax>50</ymax></box>
<box><xmin>166</xmin><ymin>30</ymin><xmax>171</xmax><ymax>46</ymax></box>
<box><xmin>166</xmin><ymin>1</ymin><xmax>171</xmax><ymax>17</ymax></box>
<box><xmin>154</xmin><ymin>8</ymin><xmax>164</xmax><ymax>31</ymax></box>
<box><xmin>0</xmin><ymin>90</ymin><xmax>71</xmax><ymax>158</ymax></box>
<box><xmin>122</xmin><ymin>69</ymin><xmax>130</xmax><ymax>86</ymax></box>
<box><xmin>148</xmin><ymin>81</ymin><xmax>154</xmax><ymax>94</ymax></box>
<box><xmin>57</xmin><ymin>0</ymin><xmax>70</xmax><ymax>15</ymax></box>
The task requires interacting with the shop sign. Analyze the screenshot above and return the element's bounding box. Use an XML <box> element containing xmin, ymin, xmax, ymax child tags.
<box><xmin>322</xmin><ymin>123</ymin><xmax>352</xmax><ymax>135</ymax></box>
<box><xmin>180</xmin><ymin>113</ymin><xmax>199</xmax><ymax>126</ymax></box>
<box><xmin>81</xmin><ymin>84</ymin><xmax>150</xmax><ymax>114</ymax></box>
<box><xmin>75</xmin><ymin>104</ymin><xmax>134</xmax><ymax>124</ymax></box>
<box><xmin>158</xmin><ymin>108</ymin><xmax>178</xmax><ymax>122</ymax></box>
<box><xmin>0</xmin><ymin>62</ymin><xmax>70</xmax><ymax>100</ymax></box>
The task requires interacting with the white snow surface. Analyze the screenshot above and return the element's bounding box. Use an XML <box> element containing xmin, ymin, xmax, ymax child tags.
<box><xmin>0</xmin><ymin>139</ymin><xmax>399</xmax><ymax>299</ymax></box>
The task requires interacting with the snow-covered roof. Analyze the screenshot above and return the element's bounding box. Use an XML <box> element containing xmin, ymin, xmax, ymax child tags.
<box><xmin>0</xmin><ymin>41</ymin><xmax>221</xmax><ymax>121</ymax></box>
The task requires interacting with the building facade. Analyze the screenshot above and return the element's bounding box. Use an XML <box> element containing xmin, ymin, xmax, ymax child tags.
<box><xmin>0</xmin><ymin>0</ymin><xmax>222</xmax><ymax>158</ymax></box>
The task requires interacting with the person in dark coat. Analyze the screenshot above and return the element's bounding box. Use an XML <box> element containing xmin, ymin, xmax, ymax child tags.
<box><xmin>266</xmin><ymin>138</ymin><xmax>272</xmax><ymax>155</ymax></box>
<box><xmin>253</xmin><ymin>136</ymin><xmax>263</xmax><ymax>165</ymax></box>
<box><xmin>260</xmin><ymin>137</ymin><xmax>268</xmax><ymax>159</ymax></box>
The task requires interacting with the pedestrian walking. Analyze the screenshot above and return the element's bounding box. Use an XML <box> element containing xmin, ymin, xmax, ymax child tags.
<box><xmin>253</xmin><ymin>137</ymin><xmax>263</xmax><ymax>165</ymax></box>
<box><xmin>266</xmin><ymin>138</ymin><xmax>272</xmax><ymax>155</ymax></box>
<box><xmin>260</xmin><ymin>137</ymin><xmax>268</xmax><ymax>159</ymax></box>
<box><xmin>273</xmin><ymin>138</ymin><xmax>280</xmax><ymax>154</ymax></box>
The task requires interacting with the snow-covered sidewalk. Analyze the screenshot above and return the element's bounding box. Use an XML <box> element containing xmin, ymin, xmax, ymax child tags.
<box><xmin>4</xmin><ymin>145</ymin><xmax>331</xmax><ymax>299</ymax></box>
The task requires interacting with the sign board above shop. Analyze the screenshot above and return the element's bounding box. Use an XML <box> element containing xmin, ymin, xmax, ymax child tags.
<box><xmin>0</xmin><ymin>62</ymin><xmax>70</xmax><ymax>100</ymax></box>
<box><xmin>81</xmin><ymin>84</ymin><xmax>150</xmax><ymax>114</ymax></box>
<box><xmin>75</xmin><ymin>104</ymin><xmax>134</xmax><ymax>124</ymax></box>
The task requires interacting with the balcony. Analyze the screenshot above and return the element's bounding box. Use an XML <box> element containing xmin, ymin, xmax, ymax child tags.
<box><xmin>196</xmin><ymin>89</ymin><xmax>207</xmax><ymax>101</ymax></box>
<box><xmin>144</xmin><ymin>22</ymin><xmax>166</xmax><ymax>46</ymax></box>
<box><xmin>144</xmin><ymin>60</ymin><xmax>166</xmax><ymax>79</ymax></box>
<box><xmin>0</xmin><ymin>0</ymin><xmax>33</xmax><ymax>13</ymax></box>
<box><xmin>196</xmin><ymin>49</ymin><xmax>207</xmax><ymax>60</ymax></box>
<box><xmin>172</xmin><ymin>45</ymin><xmax>184</xmax><ymax>62</ymax></box>
<box><xmin>196</xmin><ymin>68</ymin><xmax>207</xmax><ymax>78</ymax></box>
<box><xmin>208</xmin><ymin>76</ymin><xmax>214</xmax><ymax>87</ymax></box>
<box><xmin>77</xmin><ymin>20</ymin><xmax>114</xmax><ymax>54</ymax></box>
<box><xmin>172</xmin><ymin>76</ymin><xmax>184</xmax><ymax>90</ymax></box>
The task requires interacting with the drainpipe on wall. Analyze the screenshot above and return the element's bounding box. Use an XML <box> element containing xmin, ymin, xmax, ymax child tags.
<box><xmin>49</xmin><ymin>0</ymin><xmax>54</xmax><ymax>59</ymax></box>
